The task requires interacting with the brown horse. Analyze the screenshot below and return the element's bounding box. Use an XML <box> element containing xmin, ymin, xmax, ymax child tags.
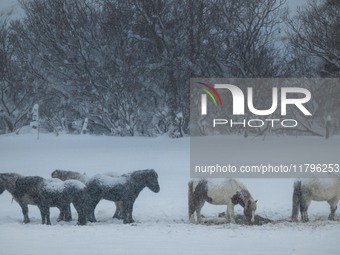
<box><xmin>188</xmin><ymin>178</ymin><xmax>257</xmax><ymax>224</ymax></box>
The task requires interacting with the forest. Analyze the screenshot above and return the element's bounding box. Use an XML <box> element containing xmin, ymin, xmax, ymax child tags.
<box><xmin>0</xmin><ymin>0</ymin><xmax>339</xmax><ymax>137</ymax></box>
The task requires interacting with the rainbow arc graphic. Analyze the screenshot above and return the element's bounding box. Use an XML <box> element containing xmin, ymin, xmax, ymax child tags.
<box><xmin>197</xmin><ymin>82</ymin><xmax>223</xmax><ymax>106</ymax></box>
<box><xmin>195</xmin><ymin>82</ymin><xmax>223</xmax><ymax>115</ymax></box>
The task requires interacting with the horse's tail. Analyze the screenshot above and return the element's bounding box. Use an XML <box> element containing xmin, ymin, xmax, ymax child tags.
<box><xmin>291</xmin><ymin>180</ymin><xmax>302</xmax><ymax>221</ymax></box>
<box><xmin>188</xmin><ymin>180</ymin><xmax>195</xmax><ymax>221</ymax></box>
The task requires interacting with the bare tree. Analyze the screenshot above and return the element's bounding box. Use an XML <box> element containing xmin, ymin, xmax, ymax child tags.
<box><xmin>0</xmin><ymin>21</ymin><xmax>37</xmax><ymax>133</ymax></box>
<box><xmin>288</xmin><ymin>0</ymin><xmax>340</xmax><ymax>77</ymax></box>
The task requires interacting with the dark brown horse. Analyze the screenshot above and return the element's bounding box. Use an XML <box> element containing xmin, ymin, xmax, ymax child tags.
<box><xmin>86</xmin><ymin>169</ymin><xmax>160</xmax><ymax>224</ymax></box>
<box><xmin>51</xmin><ymin>169</ymin><xmax>124</xmax><ymax>219</ymax></box>
<box><xmin>0</xmin><ymin>173</ymin><xmax>39</xmax><ymax>223</ymax></box>
<box><xmin>0</xmin><ymin>173</ymin><xmax>87</xmax><ymax>225</ymax></box>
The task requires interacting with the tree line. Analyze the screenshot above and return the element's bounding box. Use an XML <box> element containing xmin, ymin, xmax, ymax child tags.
<box><xmin>0</xmin><ymin>0</ymin><xmax>339</xmax><ymax>137</ymax></box>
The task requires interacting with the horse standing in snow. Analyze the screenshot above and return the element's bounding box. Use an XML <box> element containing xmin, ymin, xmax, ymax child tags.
<box><xmin>0</xmin><ymin>173</ymin><xmax>75</xmax><ymax>224</ymax></box>
<box><xmin>51</xmin><ymin>169</ymin><xmax>124</xmax><ymax>219</ymax></box>
<box><xmin>291</xmin><ymin>178</ymin><xmax>340</xmax><ymax>222</ymax></box>
<box><xmin>86</xmin><ymin>169</ymin><xmax>160</xmax><ymax>224</ymax></box>
<box><xmin>38</xmin><ymin>179</ymin><xmax>88</xmax><ymax>225</ymax></box>
<box><xmin>0</xmin><ymin>173</ymin><xmax>33</xmax><ymax>223</ymax></box>
<box><xmin>188</xmin><ymin>178</ymin><xmax>257</xmax><ymax>224</ymax></box>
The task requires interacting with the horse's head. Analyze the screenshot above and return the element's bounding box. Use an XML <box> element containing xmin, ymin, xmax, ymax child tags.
<box><xmin>244</xmin><ymin>199</ymin><xmax>257</xmax><ymax>224</ymax></box>
<box><xmin>0</xmin><ymin>173</ymin><xmax>21</xmax><ymax>194</ymax></box>
<box><xmin>144</xmin><ymin>169</ymin><xmax>160</xmax><ymax>193</ymax></box>
<box><xmin>51</xmin><ymin>170</ymin><xmax>61</xmax><ymax>179</ymax></box>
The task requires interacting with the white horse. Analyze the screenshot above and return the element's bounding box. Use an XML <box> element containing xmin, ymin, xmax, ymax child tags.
<box><xmin>291</xmin><ymin>177</ymin><xmax>340</xmax><ymax>222</ymax></box>
<box><xmin>188</xmin><ymin>178</ymin><xmax>257</xmax><ymax>224</ymax></box>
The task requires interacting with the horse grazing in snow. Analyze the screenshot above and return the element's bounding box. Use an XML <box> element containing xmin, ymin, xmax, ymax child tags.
<box><xmin>188</xmin><ymin>178</ymin><xmax>257</xmax><ymax>224</ymax></box>
<box><xmin>86</xmin><ymin>169</ymin><xmax>160</xmax><ymax>224</ymax></box>
<box><xmin>291</xmin><ymin>178</ymin><xmax>340</xmax><ymax>222</ymax></box>
<box><xmin>51</xmin><ymin>169</ymin><xmax>124</xmax><ymax>219</ymax></box>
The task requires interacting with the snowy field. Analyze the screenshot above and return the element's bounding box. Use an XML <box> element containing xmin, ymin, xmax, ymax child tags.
<box><xmin>0</xmin><ymin>133</ymin><xmax>339</xmax><ymax>255</ymax></box>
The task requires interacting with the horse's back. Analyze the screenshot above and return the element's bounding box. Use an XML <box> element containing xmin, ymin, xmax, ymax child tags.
<box><xmin>301</xmin><ymin>178</ymin><xmax>340</xmax><ymax>201</ymax></box>
<box><xmin>52</xmin><ymin>169</ymin><xmax>88</xmax><ymax>183</ymax></box>
<box><xmin>15</xmin><ymin>176</ymin><xmax>45</xmax><ymax>196</ymax></box>
<box><xmin>44</xmin><ymin>179</ymin><xmax>85</xmax><ymax>193</ymax></box>
<box><xmin>87</xmin><ymin>174</ymin><xmax>127</xmax><ymax>200</ymax></box>
<box><xmin>205</xmin><ymin>179</ymin><xmax>247</xmax><ymax>204</ymax></box>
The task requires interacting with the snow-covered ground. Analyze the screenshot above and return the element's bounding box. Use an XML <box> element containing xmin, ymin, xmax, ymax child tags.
<box><xmin>0</xmin><ymin>132</ymin><xmax>339</xmax><ymax>255</ymax></box>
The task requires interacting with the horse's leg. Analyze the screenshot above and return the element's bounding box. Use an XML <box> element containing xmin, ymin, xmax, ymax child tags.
<box><xmin>72</xmin><ymin>202</ymin><xmax>87</xmax><ymax>226</ymax></box>
<box><xmin>46</xmin><ymin>207</ymin><xmax>51</xmax><ymax>225</ymax></box>
<box><xmin>87</xmin><ymin>199</ymin><xmax>100</xmax><ymax>223</ymax></box>
<box><xmin>189</xmin><ymin>205</ymin><xmax>196</xmax><ymax>224</ymax></box>
<box><xmin>57</xmin><ymin>207</ymin><xmax>65</xmax><ymax>222</ymax></box>
<box><xmin>300</xmin><ymin>195</ymin><xmax>311</xmax><ymax>222</ymax></box>
<box><xmin>57</xmin><ymin>205</ymin><xmax>71</xmax><ymax>222</ymax></box>
<box><xmin>113</xmin><ymin>201</ymin><xmax>124</xmax><ymax>220</ymax></box>
<box><xmin>122</xmin><ymin>200</ymin><xmax>135</xmax><ymax>224</ymax></box>
<box><xmin>19</xmin><ymin>202</ymin><xmax>30</xmax><ymax>224</ymax></box>
<box><xmin>38</xmin><ymin>206</ymin><xmax>46</xmax><ymax>225</ymax></box>
<box><xmin>226</xmin><ymin>203</ymin><xmax>235</xmax><ymax>223</ymax></box>
<box><xmin>188</xmin><ymin>198</ymin><xmax>201</xmax><ymax>224</ymax></box>
<box><xmin>65</xmin><ymin>205</ymin><xmax>72</xmax><ymax>222</ymax></box>
<box><xmin>196</xmin><ymin>201</ymin><xmax>205</xmax><ymax>224</ymax></box>
<box><xmin>328</xmin><ymin>199</ymin><xmax>338</xmax><ymax>221</ymax></box>
<box><xmin>291</xmin><ymin>181</ymin><xmax>301</xmax><ymax>222</ymax></box>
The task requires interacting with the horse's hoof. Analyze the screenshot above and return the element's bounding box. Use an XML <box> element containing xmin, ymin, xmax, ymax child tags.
<box><xmin>113</xmin><ymin>215</ymin><xmax>124</xmax><ymax>220</ymax></box>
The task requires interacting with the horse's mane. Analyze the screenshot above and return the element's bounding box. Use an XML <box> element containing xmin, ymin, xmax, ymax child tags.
<box><xmin>0</xmin><ymin>172</ymin><xmax>23</xmax><ymax>180</ymax></box>
<box><xmin>128</xmin><ymin>169</ymin><xmax>157</xmax><ymax>179</ymax></box>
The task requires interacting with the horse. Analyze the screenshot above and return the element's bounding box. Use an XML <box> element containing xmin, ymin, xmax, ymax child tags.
<box><xmin>86</xmin><ymin>169</ymin><xmax>160</xmax><ymax>224</ymax></box>
<box><xmin>51</xmin><ymin>169</ymin><xmax>88</xmax><ymax>183</ymax></box>
<box><xmin>51</xmin><ymin>169</ymin><xmax>124</xmax><ymax>219</ymax></box>
<box><xmin>0</xmin><ymin>173</ymin><xmax>39</xmax><ymax>223</ymax></box>
<box><xmin>13</xmin><ymin>176</ymin><xmax>88</xmax><ymax>225</ymax></box>
<box><xmin>188</xmin><ymin>178</ymin><xmax>257</xmax><ymax>224</ymax></box>
<box><xmin>0</xmin><ymin>173</ymin><xmax>87</xmax><ymax>225</ymax></box>
<box><xmin>291</xmin><ymin>178</ymin><xmax>340</xmax><ymax>222</ymax></box>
